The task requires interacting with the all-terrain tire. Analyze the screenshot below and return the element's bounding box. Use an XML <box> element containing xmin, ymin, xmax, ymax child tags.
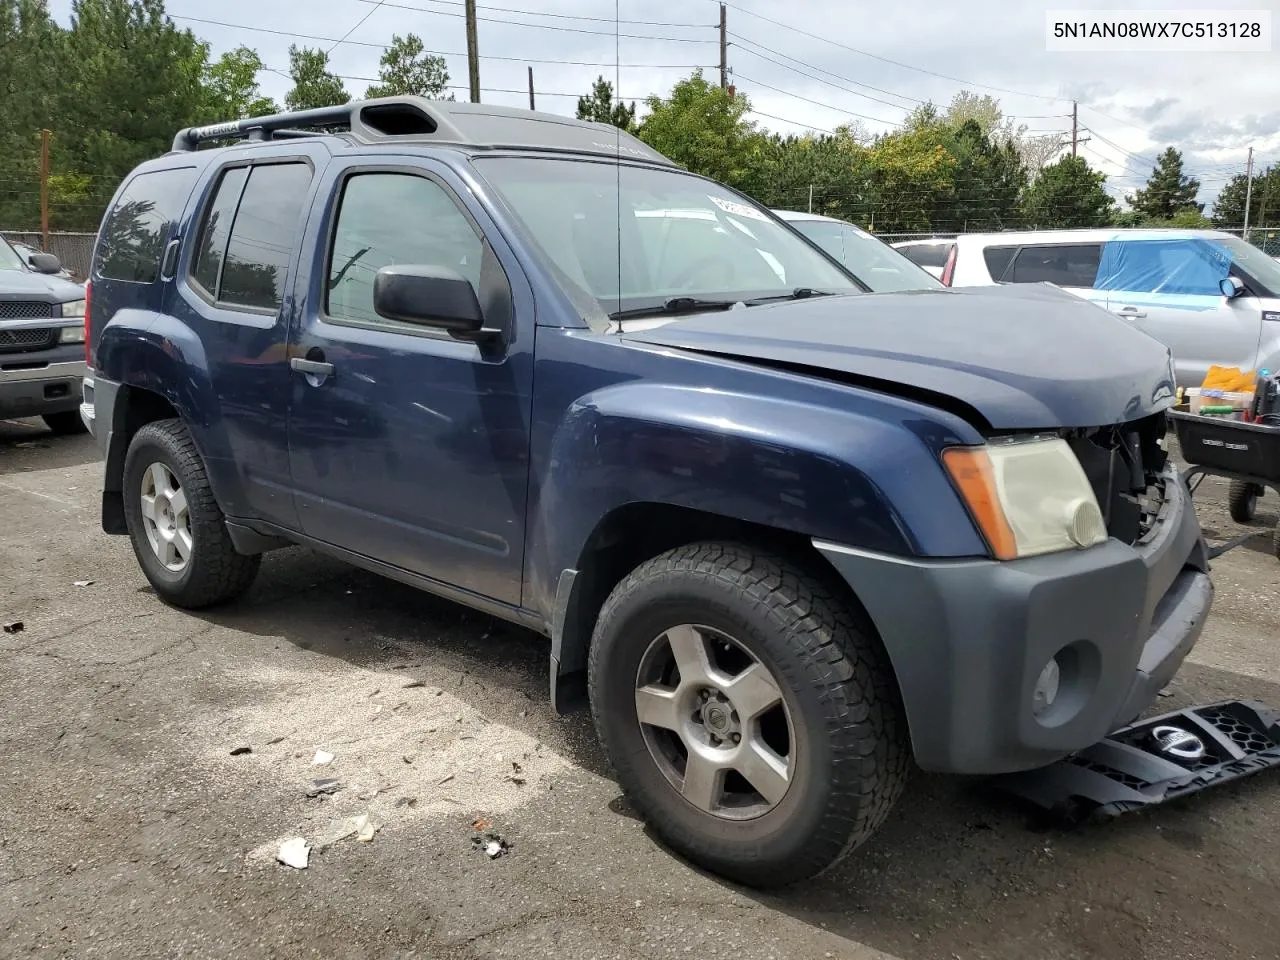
<box><xmin>122</xmin><ymin>418</ymin><xmax>260</xmax><ymax>609</ymax></box>
<box><xmin>588</xmin><ymin>541</ymin><xmax>909</xmax><ymax>888</ymax></box>
<box><xmin>1227</xmin><ymin>479</ymin><xmax>1261</xmax><ymax>524</ymax></box>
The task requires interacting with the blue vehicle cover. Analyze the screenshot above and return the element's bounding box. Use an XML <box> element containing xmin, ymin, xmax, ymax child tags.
<box><xmin>1095</xmin><ymin>236</ymin><xmax>1232</xmax><ymax>297</ymax></box>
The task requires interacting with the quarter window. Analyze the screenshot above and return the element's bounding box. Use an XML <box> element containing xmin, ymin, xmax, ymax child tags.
<box><xmin>94</xmin><ymin>166</ymin><xmax>199</xmax><ymax>283</ymax></box>
<box><xmin>326</xmin><ymin>172</ymin><xmax>484</xmax><ymax>328</ymax></box>
<box><xmin>1006</xmin><ymin>243</ymin><xmax>1102</xmax><ymax>288</ymax></box>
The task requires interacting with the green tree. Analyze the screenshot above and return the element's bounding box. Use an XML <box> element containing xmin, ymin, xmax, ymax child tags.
<box><xmin>1212</xmin><ymin>166</ymin><xmax>1280</xmax><ymax>228</ymax></box>
<box><xmin>365</xmin><ymin>33</ymin><xmax>451</xmax><ymax>99</ymax></box>
<box><xmin>750</xmin><ymin>130</ymin><xmax>873</xmax><ymax>221</ymax></box>
<box><xmin>284</xmin><ymin>45</ymin><xmax>348</xmax><ymax>111</ymax></box>
<box><xmin>576</xmin><ymin>75</ymin><xmax>635</xmax><ymax>131</ymax></box>
<box><xmin>203</xmin><ymin>45</ymin><xmax>278</xmax><ymax>120</ymax></box>
<box><xmin>0</xmin><ymin>0</ymin><xmax>64</xmax><ymax>228</ymax></box>
<box><xmin>637</xmin><ymin>71</ymin><xmax>767</xmax><ymax>192</ymax></box>
<box><xmin>937</xmin><ymin>119</ymin><xmax>1027</xmax><ymax>231</ymax></box>
<box><xmin>864</xmin><ymin>124</ymin><xmax>956</xmax><ymax>232</ymax></box>
<box><xmin>57</xmin><ymin>0</ymin><xmax>210</xmax><ymax>228</ymax></box>
<box><xmin>1128</xmin><ymin>146</ymin><xmax>1202</xmax><ymax>220</ymax></box>
<box><xmin>1021</xmin><ymin>155</ymin><xmax>1115</xmax><ymax>228</ymax></box>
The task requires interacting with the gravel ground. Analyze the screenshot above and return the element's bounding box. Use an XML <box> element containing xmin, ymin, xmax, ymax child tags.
<box><xmin>2</xmin><ymin>416</ymin><xmax>1279</xmax><ymax>960</ymax></box>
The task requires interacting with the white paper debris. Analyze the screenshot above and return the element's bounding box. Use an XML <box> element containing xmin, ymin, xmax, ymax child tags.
<box><xmin>277</xmin><ymin>837</ymin><xmax>310</xmax><ymax>869</ymax></box>
<box><xmin>312</xmin><ymin>749</ymin><xmax>334</xmax><ymax>766</ymax></box>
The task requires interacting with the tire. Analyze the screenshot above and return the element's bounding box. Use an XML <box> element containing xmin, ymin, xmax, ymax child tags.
<box><xmin>1227</xmin><ymin>479</ymin><xmax>1260</xmax><ymax>524</ymax></box>
<box><xmin>588</xmin><ymin>542</ymin><xmax>909</xmax><ymax>888</ymax></box>
<box><xmin>42</xmin><ymin>410</ymin><xmax>87</xmax><ymax>435</ymax></box>
<box><xmin>122</xmin><ymin>418</ymin><xmax>260</xmax><ymax>609</ymax></box>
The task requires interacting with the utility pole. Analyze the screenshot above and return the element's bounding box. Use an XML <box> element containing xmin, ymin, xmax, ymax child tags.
<box><xmin>465</xmin><ymin>0</ymin><xmax>480</xmax><ymax>103</ymax></box>
<box><xmin>808</xmin><ymin>184</ymin><xmax>813</xmax><ymax>214</ymax></box>
<box><xmin>39</xmin><ymin>129</ymin><xmax>51</xmax><ymax>252</ymax></box>
<box><xmin>1243</xmin><ymin>146</ymin><xmax>1255</xmax><ymax>240</ymax></box>
<box><xmin>719</xmin><ymin>4</ymin><xmax>728</xmax><ymax>90</ymax></box>
<box><xmin>527</xmin><ymin>66</ymin><xmax>535</xmax><ymax>110</ymax></box>
<box><xmin>1071</xmin><ymin>101</ymin><xmax>1078</xmax><ymax>157</ymax></box>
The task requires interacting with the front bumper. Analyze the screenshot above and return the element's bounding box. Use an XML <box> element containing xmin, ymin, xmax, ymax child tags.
<box><xmin>816</xmin><ymin>465</ymin><xmax>1212</xmax><ymax>775</ymax></box>
<box><xmin>0</xmin><ymin>353</ymin><xmax>87</xmax><ymax>419</ymax></box>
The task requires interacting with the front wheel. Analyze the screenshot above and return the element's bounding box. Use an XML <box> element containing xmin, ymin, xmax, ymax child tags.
<box><xmin>588</xmin><ymin>542</ymin><xmax>909</xmax><ymax>887</ymax></box>
<box><xmin>122</xmin><ymin>419</ymin><xmax>260</xmax><ymax>609</ymax></box>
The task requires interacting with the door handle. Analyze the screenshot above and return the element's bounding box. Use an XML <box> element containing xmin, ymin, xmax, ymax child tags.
<box><xmin>1116</xmin><ymin>306</ymin><xmax>1147</xmax><ymax>319</ymax></box>
<box><xmin>290</xmin><ymin>356</ymin><xmax>335</xmax><ymax>381</ymax></box>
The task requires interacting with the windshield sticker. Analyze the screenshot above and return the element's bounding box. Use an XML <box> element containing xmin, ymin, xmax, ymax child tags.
<box><xmin>709</xmin><ymin>195</ymin><xmax>769</xmax><ymax>222</ymax></box>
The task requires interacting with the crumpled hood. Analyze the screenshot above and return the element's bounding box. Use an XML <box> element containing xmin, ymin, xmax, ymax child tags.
<box><xmin>622</xmin><ymin>283</ymin><xmax>1176</xmax><ymax>430</ymax></box>
<box><xmin>0</xmin><ymin>268</ymin><xmax>84</xmax><ymax>301</ymax></box>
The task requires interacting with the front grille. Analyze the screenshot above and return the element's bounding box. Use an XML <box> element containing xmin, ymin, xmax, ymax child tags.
<box><xmin>0</xmin><ymin>327</ymin><xmax>57</xmax><ymax>354</ymax></box>
<box><xmin>0</xmin><ymin>301</ymin><xmax>54</xmax><ymax>320</ymax></box>
<box><xmin>1066</xmin><ymin>412</ymin><xmax>1170</xmax><ymax>545</ymax></box>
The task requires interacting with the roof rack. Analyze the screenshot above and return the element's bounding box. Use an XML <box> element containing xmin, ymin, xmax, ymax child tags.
<box><xmin>170</xmin><ymin>96</ymin><xmax>676</xmax><ymax>166</ymax></box>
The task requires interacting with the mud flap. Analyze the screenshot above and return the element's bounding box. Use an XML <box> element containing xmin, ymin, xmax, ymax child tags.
<box><xmin>991</xmin><ymin>700</ymin><xmax>1280</xmax><ymax>823</ymax></box>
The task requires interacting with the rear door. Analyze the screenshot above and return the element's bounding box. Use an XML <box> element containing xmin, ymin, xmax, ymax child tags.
<box><xmin>173</xmin><ymin>146</ymin><xmax>329</xmax><ymax>528</ymax></box>
<box><xmin>996</xmin><ymin>242</ymin><xmax>1108</xmax><ymax>309</ymax></box>
<box><xmin>1095</xmin><ymin>237</ymin><xmax>1261</xmax><ymax>388</ymax></box>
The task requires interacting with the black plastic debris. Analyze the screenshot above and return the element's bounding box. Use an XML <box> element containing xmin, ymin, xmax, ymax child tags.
<box><xmin>306</xmin><ymin>778</ymin><xmax>342</xmax><ymax>797</ymax></box>
<box><xmin>3</xmin><ymin>621</ymin><xmax>23</xmax><ymax>634</ymax></box>
<box><xmin>229</xmin><ymin>746</ymin><xmax>252</xmax><ymax>756</ymax></box>
<box><xmin>992</xmin><ymin>700</ymin><xmax>1280</xmax><ymax>824</ymax></box>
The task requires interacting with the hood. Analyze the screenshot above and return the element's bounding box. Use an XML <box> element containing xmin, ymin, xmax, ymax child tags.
<box><xmin>0</xmin><ymin>268</ymin><xmax>84</xmax><ymax>302</ymax></box>
<box><xmin>622</xmin><ymin>284</ymin><xmax>1176</xmax><ymax>430</ymax></box>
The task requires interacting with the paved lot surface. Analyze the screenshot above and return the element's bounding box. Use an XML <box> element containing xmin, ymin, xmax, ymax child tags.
<box><xmin>2</xmin><ymin>416</ymin><xmax>1279</xmax><ymax>960</ymax></box>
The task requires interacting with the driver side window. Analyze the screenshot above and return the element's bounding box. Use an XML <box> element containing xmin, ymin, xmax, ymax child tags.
<box><xmin>326</xmin><ymin>172</ymin><xmax>483</xmax><ymax>329</ymax></box>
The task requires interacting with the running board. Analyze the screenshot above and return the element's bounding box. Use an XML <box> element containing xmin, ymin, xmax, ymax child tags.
<box><xmin>991</xmin><ymin>700</ymin><xmax>1280</xmax><ymax>823</ymax></box>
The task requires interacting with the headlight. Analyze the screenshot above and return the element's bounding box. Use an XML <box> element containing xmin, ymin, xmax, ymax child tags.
<box><xmin>59</xmin><ymin>326</ymin><xmax>86</xmax><ymax>344</ymax></box>
<box><xmin>59</xmin><ymin>299</ymin><xmax>87</xmax><ymax>318</ymax></box>
<box><xmin>942</xmin><ymin>437</ymin><xmax>1108</xmax><ymax>560</ymax></box>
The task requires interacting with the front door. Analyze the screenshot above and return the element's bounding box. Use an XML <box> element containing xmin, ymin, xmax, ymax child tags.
<box><xmin>1096</xmin><ymin>237</ymin><xmax>1263</xmax><ymax>388</ymax></box>
<box><xmin>285</xmin><ymin>159</ymin><xmax>534</xmax><ymax>606</ymax></box>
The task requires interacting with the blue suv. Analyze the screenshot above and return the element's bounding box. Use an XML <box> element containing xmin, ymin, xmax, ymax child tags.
<box><xmin>84</xmin><ymin>98</ymin><xmax>1211</xmax><ymax>886</ymax></box>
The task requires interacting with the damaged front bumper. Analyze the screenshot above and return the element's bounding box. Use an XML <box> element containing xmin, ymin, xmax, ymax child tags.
<box><xmin>816</xmin><ymin>464</ymin><xmax>1212</xmax><ymax>775</ymax></box>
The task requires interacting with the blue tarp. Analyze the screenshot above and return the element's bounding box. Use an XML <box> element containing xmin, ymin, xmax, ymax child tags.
<box><xmin>1095</xmin><ymin>238</ymin><xmax>1232</xmax><ymax>296</ymax></box>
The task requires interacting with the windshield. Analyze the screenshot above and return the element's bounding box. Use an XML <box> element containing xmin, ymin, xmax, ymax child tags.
<box><xmin>0</xmin><ymin>236</ymin><xmax>26</xmax><ymax>272</ymax></box>
<box><xmin>473</xmin><ymin>157</ymin><xmax>862</xmax><ymax>320</ymax></box>
<box><xmin>1215</xmin><ymin>236</ymin><xmax>1280</xmax><ymax>296</ymax></box>
<box><xmin>786</xmin><ymin>218</ymin><xmax>941</xmax><ymax>292</ymax></box>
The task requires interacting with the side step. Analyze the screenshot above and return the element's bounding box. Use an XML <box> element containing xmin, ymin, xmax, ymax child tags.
<box><xmin>992</xmin><ymin>700</ymin><xmax>1280</xmax><ymax>823</ymax></box>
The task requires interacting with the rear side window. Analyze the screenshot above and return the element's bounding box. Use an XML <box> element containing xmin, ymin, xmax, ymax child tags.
<box><xmin>1007</xmin><ymin>243</ymin><xmax>1102</xmax><ymax>288</ymax></box>
<box><xmin>189</xmin><ymin>162</ymin><xmax>313</xmax><ymax>312</ymax></box>
<box><xmin>94</xmin><ymin>166</ymin><xmax>198</xmax><ymax>283</ymax></box>
<box><xmin>982</xmin><ymin>245</ymin><xmax>1018</xmax><ymax>281</ymax></box>
<box><xmin>899</xmin><ymin>243</ymin><xmax>952</xmax><ymax>268</ymax></box>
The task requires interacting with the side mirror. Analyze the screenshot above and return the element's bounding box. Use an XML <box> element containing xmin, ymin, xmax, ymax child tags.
<box><xmin>373</xmin><ymin>264</ymin><xmax>494</xmax><ymax>338</ymax></box>
<box><xmin>29</xmin><ymin>252</ymin><xmax>61</xmax><ymax>275</ymax></box>
<box><xmin>1220</xmin><ymin>276</ymin><xmax>1246</xmax><ymax>299</ymax></box>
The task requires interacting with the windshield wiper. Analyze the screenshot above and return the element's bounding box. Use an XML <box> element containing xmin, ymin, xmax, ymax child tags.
<box><xmin>744</xmin><ymin>287</ymin><xmax>836</xmax><ymax>304</ymax></box>
<box><xmin>609</xmin><ymin>296</ymin><xmax>742</xmax><ymax>322</ymax></box>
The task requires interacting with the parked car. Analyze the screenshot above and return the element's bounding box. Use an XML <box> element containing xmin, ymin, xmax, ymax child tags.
<box><xmin>893</xmin><ymin>229</ymin><xmax>1280</xmax><ymax>388</ymax></box>
<box><xmin>83</xmin><ymin>98</ymin><xmax>1208</xmax><ymax>887</ymax></box>
<box><xmin>772</xmin><ymin>209</ymin><xmax>939</xmax><ymax>290</ymax></box>
<box><xmin>0</xmin><ymin>233</ymin><xmax>88</xmax><ymax>433</ymax></box>
<box><xmin>9</xmin><ymin>240</ymin><xmax>78</xmax><ymax>281</ymax></box>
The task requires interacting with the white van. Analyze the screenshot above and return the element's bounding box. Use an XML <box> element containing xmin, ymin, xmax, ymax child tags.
<box><xmin>894</xmin><ymin>229</ymin><xmax>1280</xmax><ymax>388</ymax></box>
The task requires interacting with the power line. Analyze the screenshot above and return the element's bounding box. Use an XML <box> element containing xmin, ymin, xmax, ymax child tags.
<box><xmin>745</xmin><ymin>110</ymin><xmax>833</xmax><ymax>135</ymax></box>
<box><xmin>713</xmin><ymin>0</ymin><xmax>1064</xmax><ymax>102</ymax></box>
<box><xmin>353</xmin><ymin>0</ymin><xmax>708</xmax><ymax>28</ymax></box>
<box><xmin>728</xmin><ymin>32</ymin><xmax>921</xmax><ymax>108</ymax></box>
<box><xmin>735</xmin><ymin>73</ymin><xmax>902</xmax><ymax>127</ymax></box>
<box><xmin>172</xmin><ymin>15</ymin><xmax>712</xmax><ymax>67</ymax></box>
<box><xmin>334</xmin><ymin>0</ymin><xmax>715</xmax><ymax>40</ymax></box>
<box><xmin>328</xmin><ymin>0</ymin><xmax>388</xmax><ymax>54</ymax></box>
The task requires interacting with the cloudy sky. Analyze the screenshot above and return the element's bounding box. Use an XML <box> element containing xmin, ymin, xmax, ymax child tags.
<box><xmin>51</xmin><ymin>0</ymin><xmax>1280</xmax><ymax>210</ymax></box>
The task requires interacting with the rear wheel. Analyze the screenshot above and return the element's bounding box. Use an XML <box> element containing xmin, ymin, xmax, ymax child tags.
<box><xmin>588</xmin><ymin>542</ymin><xmax>909</xmax><ymax>887</ymax></box>
<box><xmin>1227</xmin><ymin>479</ymin><xmax>1261</xmax><ymax>524</ymax></box>
<box><xmin>122</xmin><ymin>419</ymin><xmax>260</xmax><ymax>609</ymax></box>
<box><xmin>42</xmin><ymin>410</ymin><xmax>87</xmax><ymax>435</ymax></box>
